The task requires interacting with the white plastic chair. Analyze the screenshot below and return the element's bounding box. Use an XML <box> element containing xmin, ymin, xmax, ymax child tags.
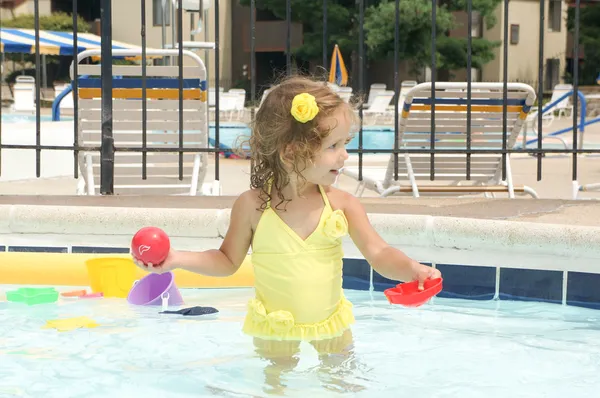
<box><xmin>12</xmin><ymin>76</ymin><xmax>36</xmax><ymax>113</ymax></box>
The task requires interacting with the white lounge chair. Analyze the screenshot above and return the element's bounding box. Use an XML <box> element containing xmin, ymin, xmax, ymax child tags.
<box><xmin>227</xmin><ymin>88</ymin><xmax>247</xmax><ymax>121</ymax></box>
<box><xmin>366</xmin><ymin>83</ymin><xmax>387</xmax><ymax>108</ymax></box>
<box><xmin>522</xmin><ymin>84</ymin><xmax>574</xmax><ymax>136</ymax></box>
<box><xmin>73</xmin><ymin>49</ymin><xmax>217</xmax><ymax>196</ymax></box>
<box><xmin>342</xmin><ymin>82</ymin><xmax>540</xmax><ymax>199</ymax></box>
<box><xmin>218</xmin><ymin>92</ymin><xmax>240</xmax><ymax>122</ymax></box>
<box><xmin>12</xmin><ymin>76</ymin><xmax>36</xmax><ymax>113</ymax></box>
<box><xmin>336</xmin><ymin>86</ymin><xmax>353</xmax><ymax>103</ymax></box>
<box><xmin>363</xmin><ymin>90</ymin><xmax>394</xmax><ymax>125</ymax></box>
<box><xmin>208</xmin><ymin>87</ymin><xmax>224</xmax><ymax>119</ymax></box>
<box><xmin>258</xmin><ymin>88</ymin><xmax>272</xmax><ymax>110</ymax></box>
<box><xmin>574</xmin><ymin>182</ymin><xmax>600</xmax><ymax>199</ymax></box>
<box><xmin>524</xmin><ymin>104</ymin><xmax>555</xmax><ymax>135</ymax></box>
<box><xmin>549</xmin><ymin>84</ymin><xmax>573</xmax><ymax>119</ymax></box>
<box><xmin>398</xmin><ymin>80</ymin><xmax>417</xmax><ymax>108</ymax></box>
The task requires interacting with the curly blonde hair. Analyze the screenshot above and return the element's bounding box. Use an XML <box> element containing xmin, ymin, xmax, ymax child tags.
<box><xmin>247</xmin><ymin>75</ymin><xmax>356</xmax><ymax>211</ymax></box>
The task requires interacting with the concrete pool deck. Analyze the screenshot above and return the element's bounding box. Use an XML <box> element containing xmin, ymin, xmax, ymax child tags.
<box><xmin>0</xmin><ymin>115</ymin><xmax>599</xmax><ymax>230</ymax></box>
<box><xmin>1</xmin><ymin>198</ymin><xmax>599</xmax><ymax>275</ymax></box>
<box><xmin>0</xmin><ymin>195</ymin><xmax>599</xmax><ymax>227</ymax></box>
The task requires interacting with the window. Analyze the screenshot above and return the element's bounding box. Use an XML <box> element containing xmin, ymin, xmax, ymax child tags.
<box><xmin>471</xmin><ymin>11</ymin><xmax>482</xmax><ymax>38</ymax></box>
<box><xmin>549</xmin><ymin>0</ymin><xmax>562</xmax><ymax>32</ymax></box>
<box><xmin>510</xmin><ymin>24</ymin><xmax>519</xmax><ymax>45</ymax></box>
<box><xmin>256</xmin><ymin>9</ymin><xmax>279</xmax><ymax>21</ymax></box>
<box><xmin>545</xmin><ymin>58</ymin><xmax>560</xmax><ymax>91</ymax></box>
<box><xmin>153</xmin><ymin>0</ymin><xmax>171</xmax><ymax>26</ymax></box>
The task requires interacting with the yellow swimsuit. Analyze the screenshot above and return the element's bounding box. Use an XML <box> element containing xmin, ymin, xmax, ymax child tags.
<box><xmin>243</xmin><ymin>184</ymin><xmax>355</xmax><ymax>342</ymax></box>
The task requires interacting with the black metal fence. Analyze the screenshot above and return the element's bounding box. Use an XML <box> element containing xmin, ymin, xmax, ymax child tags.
<box><xmin>0</xmin><ymin>0</ymin><xmax>597</xmax><ymax>195</ymax></box>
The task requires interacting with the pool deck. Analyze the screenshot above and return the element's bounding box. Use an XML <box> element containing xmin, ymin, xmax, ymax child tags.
<box><xmin>0</xmin><ymin>116</ymin><xmax>599</xmax><ymax>228</ymax></box>
<box><xmin>0</xmin><ymin>193</ymin><xmax>599</xmax><ymax>227</ymax></box>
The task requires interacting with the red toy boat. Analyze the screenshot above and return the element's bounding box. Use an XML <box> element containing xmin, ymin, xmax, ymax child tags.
<box><xmin>384</xmin><ymin>278</ymin><xmax>443</xmax><ymax>307</ymax></box>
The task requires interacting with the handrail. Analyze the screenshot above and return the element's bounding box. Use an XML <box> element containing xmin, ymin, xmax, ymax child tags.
<box><xmin>51</xmin><ymin>84</ymin><xmax>72</xmax><ymax>122</ymax></box>
<box><xmin>518</xmin><ymin>90</ymin><xmax>587</xmax><ymax>149</ymax></box>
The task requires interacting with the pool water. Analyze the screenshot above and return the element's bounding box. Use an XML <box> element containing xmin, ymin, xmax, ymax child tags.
<box><xmin>210</xmin><ymin>126</ymin><xmax>597</xmax><ymax>152</ymax></box>
<box><xmin>1</xmin><ymin>114</ymin><xmax>73</xmax><ymax>123</ymax></box>
<box><xmin>1</xmin><ymin>286</ymin><xmax>599</xmax><ymax>397</ymax></box>
<box><xmin>3</xmin><ymin>115</ymin><xmax>587</xmax><ymax>152</ymax></box>
<box><xmin>210</xmin><ymin>125</ymin><xmax>398</xmax><ymax>152</ymax></box>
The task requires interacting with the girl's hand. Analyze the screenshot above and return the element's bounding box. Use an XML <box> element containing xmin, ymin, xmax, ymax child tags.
<box><xmin>131</xmin><ymin>248</ymin><xmax>178</xmax><ymax>274</ymax></box>
<box><xmin>412</xmin><ymin>262</ymin><xmax>442</xmax><ymax>290</ymax></box>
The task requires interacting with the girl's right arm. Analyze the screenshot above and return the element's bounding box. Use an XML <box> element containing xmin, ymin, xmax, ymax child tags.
<box><xmin>143</xmin><ymin>192</ymin><xmax>254</xmax><ymax>277</ymax></box>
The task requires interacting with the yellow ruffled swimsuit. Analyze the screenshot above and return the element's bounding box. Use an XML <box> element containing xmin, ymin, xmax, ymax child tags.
<box><xmin>243</xmin><ymin>184</ymin><xmax>355</xmax><ymax>342</ymax></box>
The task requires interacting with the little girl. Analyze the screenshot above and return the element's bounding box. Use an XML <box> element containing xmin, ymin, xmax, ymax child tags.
<box><xmin>134</xmin><ymin>75</ymin><xmax>440</xmax><ymax>390</ymax></box>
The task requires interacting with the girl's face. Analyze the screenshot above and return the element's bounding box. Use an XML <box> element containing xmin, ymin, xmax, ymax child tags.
<box><xmin>301</xmin><ymin>107</ymin><xmax>352</xmax><ymax>187</ymax></box>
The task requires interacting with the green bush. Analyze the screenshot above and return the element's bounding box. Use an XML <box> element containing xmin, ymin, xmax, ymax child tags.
<box><xmin>1</xmin><ymin>12</ymin><xmax>91</xmax><ymax>33</ymax></box>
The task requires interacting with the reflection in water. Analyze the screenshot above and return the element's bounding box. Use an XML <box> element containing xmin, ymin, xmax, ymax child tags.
<box><xmin>254</xmin><ymin>330</ymin><xmax>371</xmax><ymax>395</ymax></box>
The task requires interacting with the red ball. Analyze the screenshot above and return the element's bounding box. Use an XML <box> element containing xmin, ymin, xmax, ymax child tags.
<box><xmin>131</xmin><ymin>227</ymin><xmax>171</xmax><ymax>265</ymax></box>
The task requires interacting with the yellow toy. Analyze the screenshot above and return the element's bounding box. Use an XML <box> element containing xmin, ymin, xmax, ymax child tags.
<box><xmin>43</xmin><ymin>316</ymin><xmax>99</xmax><ymax>332</ymax></box>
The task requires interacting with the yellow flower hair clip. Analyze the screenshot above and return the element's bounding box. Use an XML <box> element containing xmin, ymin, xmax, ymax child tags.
<box><xmin>291</xmin><ymin>93</ymin><xmax>319</xmax><ymax>123</ymax></box>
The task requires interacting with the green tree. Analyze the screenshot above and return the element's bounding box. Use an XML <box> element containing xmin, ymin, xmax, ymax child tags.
<box><xmin>241</xmin><ymin>0</ymin><xmax>501</xmax><ymax>76</ymax></box>
<box><xmin>241</xmin><ymin>0</ymin><xmax>359</xmax><ymax>62</ymax></box>
<box><xmin>364</xmin><ymin>0</ymin><xmax>454</xmax><ymax>68</ymax></box>
<box><xmin>366</xmin><ymin>0</ymin><xmax>502</xmax><ymax>73</ymax></box>
<box><xmin>567</xmin><ymin>4</ymin><xmax>600</xmax><ymax>85</ymax></box>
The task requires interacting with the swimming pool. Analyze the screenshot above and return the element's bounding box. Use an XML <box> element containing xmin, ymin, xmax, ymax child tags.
<box><xmin>2</xmin><ymin>202</ymin><xmax>600</xmax><ymax>396</ymax></box>
<box><xmin>1</xmin><ymin>113</ymin><xmax>73</xmax><ymax>124</ymax></box>
<box><xmin>210</xmin><ymin>125</ymin><xmax>597</xmax><ymax>152</ymax></box>
<box><xmin>1</xmin><ymin>285</ymin><xmax>598</xmax><ymax>397</ymax></box>
<box><xmin>210</xmin><ymin>125</ymin><xmax>398</xmax><ymax>152</ymax></box>
<box><xmin>3</xmin><ymin>116</ymin><xmax>584</xmax><ymax>153</ymax></box>
<box><xmin>0</xmin><ymin>117</ymin><xmax>398</xmax><ymax>152</ymax></box>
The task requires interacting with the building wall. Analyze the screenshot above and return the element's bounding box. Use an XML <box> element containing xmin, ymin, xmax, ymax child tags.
<box><xmin>543</xmin><ymin>0</ymin><xmax>568</xmax><ymax>89</ymax></box>
<box><xmin>374</xmin><ymin>0</ymin><xmax>568</xmax><ymax>91</ymax></box>
<box><xmin>480</xmin><ymin>6</ymin><xmax>504</xmax><ymax>82</ymax></box>
<box><xmin>111</xmin><ymin>0</ymin><xmax>232</xmax><ymax>89</ymax></box>
<box><xmin>480</xmin><ymin>0</ymin><xmax>568</xmax><ymax>90</ymax></box>
<box><xmin>230</xmin><ymin>0</ymin><xmax>304</xmax><ymax>95</ymax></box>
<box><xmin>2</xmin><ymin>0</ymin><xmax>569</xmax><ymax>94</ymax></box>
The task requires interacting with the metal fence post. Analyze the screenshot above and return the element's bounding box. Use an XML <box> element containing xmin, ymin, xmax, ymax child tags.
<box><xmin>100</xmin><ymin>0</ymin><xmax>114</xmax><ymax>195</ymax></box>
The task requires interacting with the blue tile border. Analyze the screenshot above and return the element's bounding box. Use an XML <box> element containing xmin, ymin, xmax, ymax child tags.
<box><xmin>566</xmin><ymin>272</ymin><xmax>600</xmax><ymax>310</ymax></box>
<box><xmin>340</xmin><ymin>260</ymin><xmax>597</xmax><ymax>309</ymax></box>
<box><xmin>342</xmin><ymin>258</ymin><xmax>371</xmax><ymax>291</ymax></box>
<box><xmin>7</xmin><ymin>246</ymin><xmax>68</xmax><ymax>253</ymax></box>
<box><xmin>436</xmin><ymin>264</ymin><xmax>496</xmax><ymax>300</ymax></box>
<box><xmin>342</xmin><ymin>276</ymin><xmax>370</xmax><ymax>291</ymax></box>
<box><xmin>372</xmin><ymin>270</ymin><xmax>397</xmax><ymax>292</ymax></box>
<box><xmin>71</xmin><ymin>246</ymin><xmax>130</xmax><ymax>254</ymax></box>
<box><xmin>1</xmin><ymin>244</ymin><xmax>599</xmax><ymax>310</ymax></box>
<box><xmin>499</xmin><ymin>268</ymin><xmax>563</xmax><ymax>304</ymax></box>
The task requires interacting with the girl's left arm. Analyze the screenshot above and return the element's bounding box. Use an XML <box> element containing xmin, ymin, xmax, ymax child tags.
<box><xmin>341</xmin><ymin>192</ymin><xmax>441</xmax><ymax>287</ymax></box>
